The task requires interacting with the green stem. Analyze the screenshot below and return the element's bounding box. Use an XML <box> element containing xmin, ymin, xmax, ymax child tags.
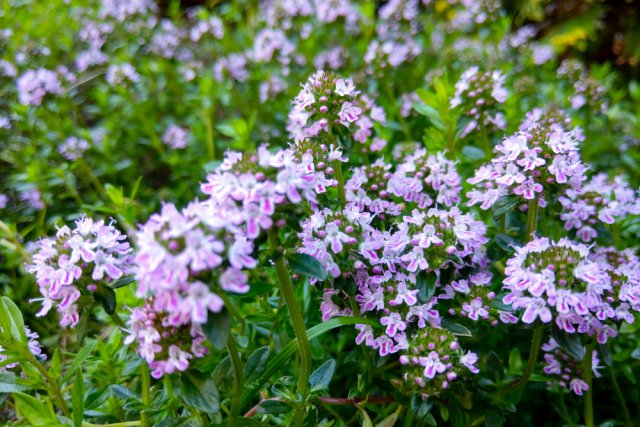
<box><xmin>77</xmin><ymin>159</ymin><xmax>107</xmax><ymax>200</ymax></box>
<box><xmin>218</xmin><ymin>291</ymin><xmax>245</xmax><ymax>333</ymax></box>
<box><xmin>109</xmin><ymin>312</ymin><xmax>127</xmax><ymax>330</ymax></box>
<box><xmin>26</xmin><ymin>351</ymin><xmax>70</xmax><ymax>417</ymax></box>
<box><xmin>584</xmin><ymin>344</ymin><xmax>594</xmax><ymax>427</ymax></box>
<box><xmin>480</xmin><ymin>126</ymin><xmax>491</xmax><ymax>158</ymax></box>
<box><xmin>525</xmin><ymin>199</ymin><xmax>539</xmax><ymax>241</ymax></box>
<box><xmin>269</xmin><ymin>231</ymin><xmax>311</xmax><ymax>427</ymax></box>
<box><xmin>608</xmin><ymin>363</ymin><xmax>633</xmax><ymax>427</ymax></box>
<box><xmin>558</xmin><ymin>392</ymin><xmax>574</xmax><ymax>427</ymax></box>
<box><xmin>501</xmin><ymin>200</ymin><xmax>543</xmax><ymax>397</ymax></box>
<box><xmin>333</xmin><ymin>160</ymin><xmax>346</xmax><ymax>203</ymax></box>
<box><xmin>202</xmin><ymin>107</ymin><xmax>216</xmax><ymax>161</ymax></box>
<box><xmin>501</xmin><ymin>325</ymin><xmax>544</xmax><ymax>397</ymax></box>
<box><xmin>140</xmin><ymin>363</ymin><xmax>150</xmax><ymax>427</ymax></box>
<box><xmin>227</xmin><ymin>336</ymin><xmax>243</xmax><ymax>427</ymax></box>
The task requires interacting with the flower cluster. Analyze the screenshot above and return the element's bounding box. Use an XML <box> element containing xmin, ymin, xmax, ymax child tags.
<box><xmin>125</xmin><ymin>302</ymin><xmax>208</xmax><ymax>379</ymax></box>
<box><xmin>58</xmin><ymin>137</ymin><xmax>90</xmax><ymax>161</ymax></box>
<box><xmin>503</xmin><ymin>237</ymin><xmax>640</xmax><ymax>343</ymax></box>
<box><xmin>541</xmin><ymin>338</ymin><xmax>601</xmax><ymax>395</ymax></box>
<box><xmin>130</xmin><ymin>146</ymin><xmax>322</xmax><ymax>376</ymax></box>
<box><xmin>16</xmin><ymin>68</ymin><xmax>62</xmax><ymax>106</ymax></box>
<box><xmin>559</xmin><ymin>173</ymin><xmax>640</xmax><ymax>242</ymax></box>
<box><xmin>26</xmin><ymin>217</ymin><xmax>132</xmax><ymax>327</ymax></box>
<box><xmin>467</xmin><ymin>108</ymin><xmax>587</xmax><ymax>209</ymax></box>
<box><xmin>398</xmin><ymin>328</ymin><xmax>479</xmax><ymax>398</ymax></box>
<box><xmin>557</xmin><ymin>59</ymin><xmax>608</xmax><ymax>112</ymax></box>
<box><xmin>344</xmin><ymin>149</ymin><xmax>462</xmax><ymax>220</ymax></box>
<box><xmin>451</xmin><ymin>66</ymin><xmax>507</xmax><ymax>137</ymax></box>
<box><xmin>162</xmin><ymin>125</ymin><xmax>189</xmax><ymax>150</ymax></box>
<box><xmin>298</xmin><ymin>136</ymin><xmax>488</xmax><ymax>395</ymax></box>
<box><xmin>287</xmin><ymin>71</ymin><xmax>386</xmax><ymax>148</ymax></box>
<box><xmin>105</xmin><ymin>63</ymin><xmax>140</xmax><ymax>86</ymax></box>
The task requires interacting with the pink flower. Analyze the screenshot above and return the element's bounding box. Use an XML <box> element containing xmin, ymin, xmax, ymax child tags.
<box><xmin>338</xmin><ymin>101</ymin><xmax>362</xmax><ymax>124</ymax></box>
<box><xmin>381</xmin><ymin>313</ymin><xmax>407</xmax><ymax>337</ymax></box>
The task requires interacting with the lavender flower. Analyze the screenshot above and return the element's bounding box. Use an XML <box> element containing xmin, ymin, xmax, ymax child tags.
<box><xmin>125</xmin><ymin>302</ymin><xmax>208</xmax><ymax>378</ymax></box>
<box><xmin>559</xmin><ymin>173</ymin><xmax>640</xmax><ymax>242</ymax></box>
<box><xmin>26</xmin><ymin>217</ymin><xmax>133</xmax><ymax>328</ymax></box>
<box><xmin>162</xmin><ymin>125</ymin><xmax>189</xmax><ymax>149</ymax></box>
<box><xmin>59</xmin><ymin>137</ymin><xmax>90</xmax><ymax>161</ymax></box>
<box><xmin>503</xmin><ymin>238</ymin><xmax>640</xmax><ymax>343</ymax></box>
<box><xmin>451</xmin><ymin>66</ymin><xmax>507</xmax><ymax>137</ymax></box>
<box><xmin>16</xmin><ymin>68</ymin><xmax>63</xmax><ymax>106</ymax></box>
<box><xmin>398</xmin><ymin>328</ymin><xmax>479</xmax><ymax>399</ymax></box>
<box><xmin>287</xmin><ymin>71</ymin><xmax>385</xmax><ymax>149</ymax></box>
<box><xmin>467</xmin><ymin>108</ymin><xmax>587</xmax><ymax>209</ymax></box>
<box><xmin>541</xmin><ymin>338</ymin><xmax>601</xmax><ymax>395</ymax></box>
<box><xmin>19</xmin><ymin>188</ymin><xmax>44</xmax><ymax>210</ymax></box>
<box><xmin>106</xmin><ymin>63</ymin><xmax>140</xmax><ymax>86</ymax></box>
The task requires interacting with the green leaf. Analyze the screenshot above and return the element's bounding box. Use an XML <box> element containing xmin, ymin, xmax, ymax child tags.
<box><xmin>0</xmin><ymin>296</ymin><xmax>27</xmax><ymax>344</ymax></box>
<box><xmin>484</xmin><ymin>409</ymin><xmax>505</xmax><ymax>427</ymax></box>
<box><xmin>376</xmin><ymin>405</ymin><xmax>402</xmax><ymax>427</ymax></box>
<box><xmin>75</xmin><ymin>307</ymin><xmax>91</xmax><ymax>343</ymax></box>
<box><xmin>14</xmin><ymin>391</ymin><xmax>56</xmax><ymax>426</ymax></box>
<box><xmin>179</xmin><ymin>374</ymin><xmax>220</xmax><ymax>414</ymax></box>
<box><xmin>110</xmin><ymin>276</ymin><xmax>135</xmax><ymax>289</ymax></box>
<box><xmin>257</xmin><ymin>399</ymin><xmax>291</xmax><ymax>415</ymax></box>
<box><xmin>94</xmin><ymin>284</ymin><xmax>117</xmax><ymax>315</ymax></box>
<box><xmin>441</xmin><ymin>319</ymin><xmax>472</xmax><ymax>337</ymax></box>
<box><xmin>416</xmin><ymin>272</ymin><xmax>437</xmax><ymax>303</ymax></box>
<box><xmin>239</xmin><ymin>316</ymin><xmax>379</xmax><ymax>410</ymax></box>
<box><xmin>203</xmin><ymin>308</ymin><xmax>231</xmax><ymax>350</ymax></box>
<box><xmin>491</xmin><ymin>195</ymin><xmax>520</xmax><ymax>218</ymax></box>
<box><xmin>598</xmin><ymin>343</ymin><xmax>612</xmax><ymax>366</ymax></box>
<box><xmin>109</xmin><ymin>384</ymin><xmax>138</xmax><ymax>401</ymax></box>
<box><xmin>490</xmin><ymin>294</ymin><xmax>514</xmax><ymax>312</ymax></box>
<box><xmin>551</xmin><ymin>329</ymin><xmax>584</xmax><ymax>360</ymax></box>
<box><xmin>462</xmin><ymin>145</ymin><xmax>486</xmax><ymax>161</ymax></box>
<box><xmin>104</xmin><ymin>184</ymin><xmax>124</xmax><ymax>206</ymax></box>
<box><xmin>508</xmin><ymin>348</ymin><xmax>522</xmax><ymax>374</ymax></box>
<box><xmin>286</xmin><ymin>254</ymin><xmax>328</xmax><ymax>281</ymax></box>
<box><xmin>62</xmin><ymin>341</ymin><xmax>97</xmax><ymax>383</ymax></box>
<box><xmin>494</xmin><ymin>234</ymin><xmax>520</xmax><ymax>253</ymax></box>
<box><xmin>0</xmin><ymin>373</ymin><xmax>40</xmax><ymax>393</ymax></box>
<box><xmin>409</xmin><ymin>394</ymin><xmax>433</xmax><ymax>422</ymax></box>
<box><xmin>237</xmin><ymin>281</ymin><xmax>272</xmax><ymax>299</ymax></box>
<box><xmin>49</xmin><ymin>349</ymin><xmax>61</xmax><ymax>380</ymax></box>
<box><xmin>212</xmin><ymin>355</ymin><xmax>232</xmax><ymax>390</ymax></box>
<box><xmin>309</xmin><ymin>359</ymin><xmax>336</xmax><ymax>392</ymax></box>
<box><xmin>72</xmin><ymin>370</ymin><xmax>85</xmax><ymax>427</ymax></box>
<box><xmin>244</xmin><ymin>346</ymin><xmax>270</xmax><ymax>384</ymax></box>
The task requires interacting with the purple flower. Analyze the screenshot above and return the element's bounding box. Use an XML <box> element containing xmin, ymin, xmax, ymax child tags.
<box><xmin>26</xmin><ymin>217</ymin><xmax>131</xmax><ymax>328</ymax></box>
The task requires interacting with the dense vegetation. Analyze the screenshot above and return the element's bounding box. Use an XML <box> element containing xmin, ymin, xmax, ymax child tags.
<box><xmin>1</xmin><ymin>1</ymin><xmax>640</xmax><ymax>426</ymax></box>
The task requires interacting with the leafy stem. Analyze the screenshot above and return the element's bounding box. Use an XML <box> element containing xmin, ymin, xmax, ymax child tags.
<box><xmin>226</xmin><ymin>335</ymin><xmax>243</xmax><ymax>427</ymax></box>
<box><xmin>140</xmin><ymin>362</ymin><xmax>150</xmax><ymax>427</ymax></box>
<box><xmin>23</xmin><ymin>348</ymin><xmax>70</xmax><ymax>417</ymax></box>
<box><xmin>583</xmin><ymin>344</ymin><xmax>594</xmax><ymax>427</ymax></box>
<box><xmin>525</xmin><ymin>199</ymin><xmax>539</xmax><ymax>241</ymax></box>
<box><xmin>501</xmin><ymin>325</ymin><xmax>544</xmax><ymax>397</ymax></box>
<box><xmin>502</xmin><ymin>199</ymin><xmax>543</xmax><ymax>397</ymax></box>
<box><xmin>269</xmin><ymin>230</ymin><xmax>311</xmax><ymax>427</ymax></box>
<box><xmin>608</xmin><ymin>363</ymin><xmax>633</xmax><ymax>427</ymax></box>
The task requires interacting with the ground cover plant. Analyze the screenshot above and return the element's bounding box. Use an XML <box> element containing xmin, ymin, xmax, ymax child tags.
<box><xmin>2</xmin><ymin>0</ymin><xmax>640</xmax><ymax>426</ymax></box>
